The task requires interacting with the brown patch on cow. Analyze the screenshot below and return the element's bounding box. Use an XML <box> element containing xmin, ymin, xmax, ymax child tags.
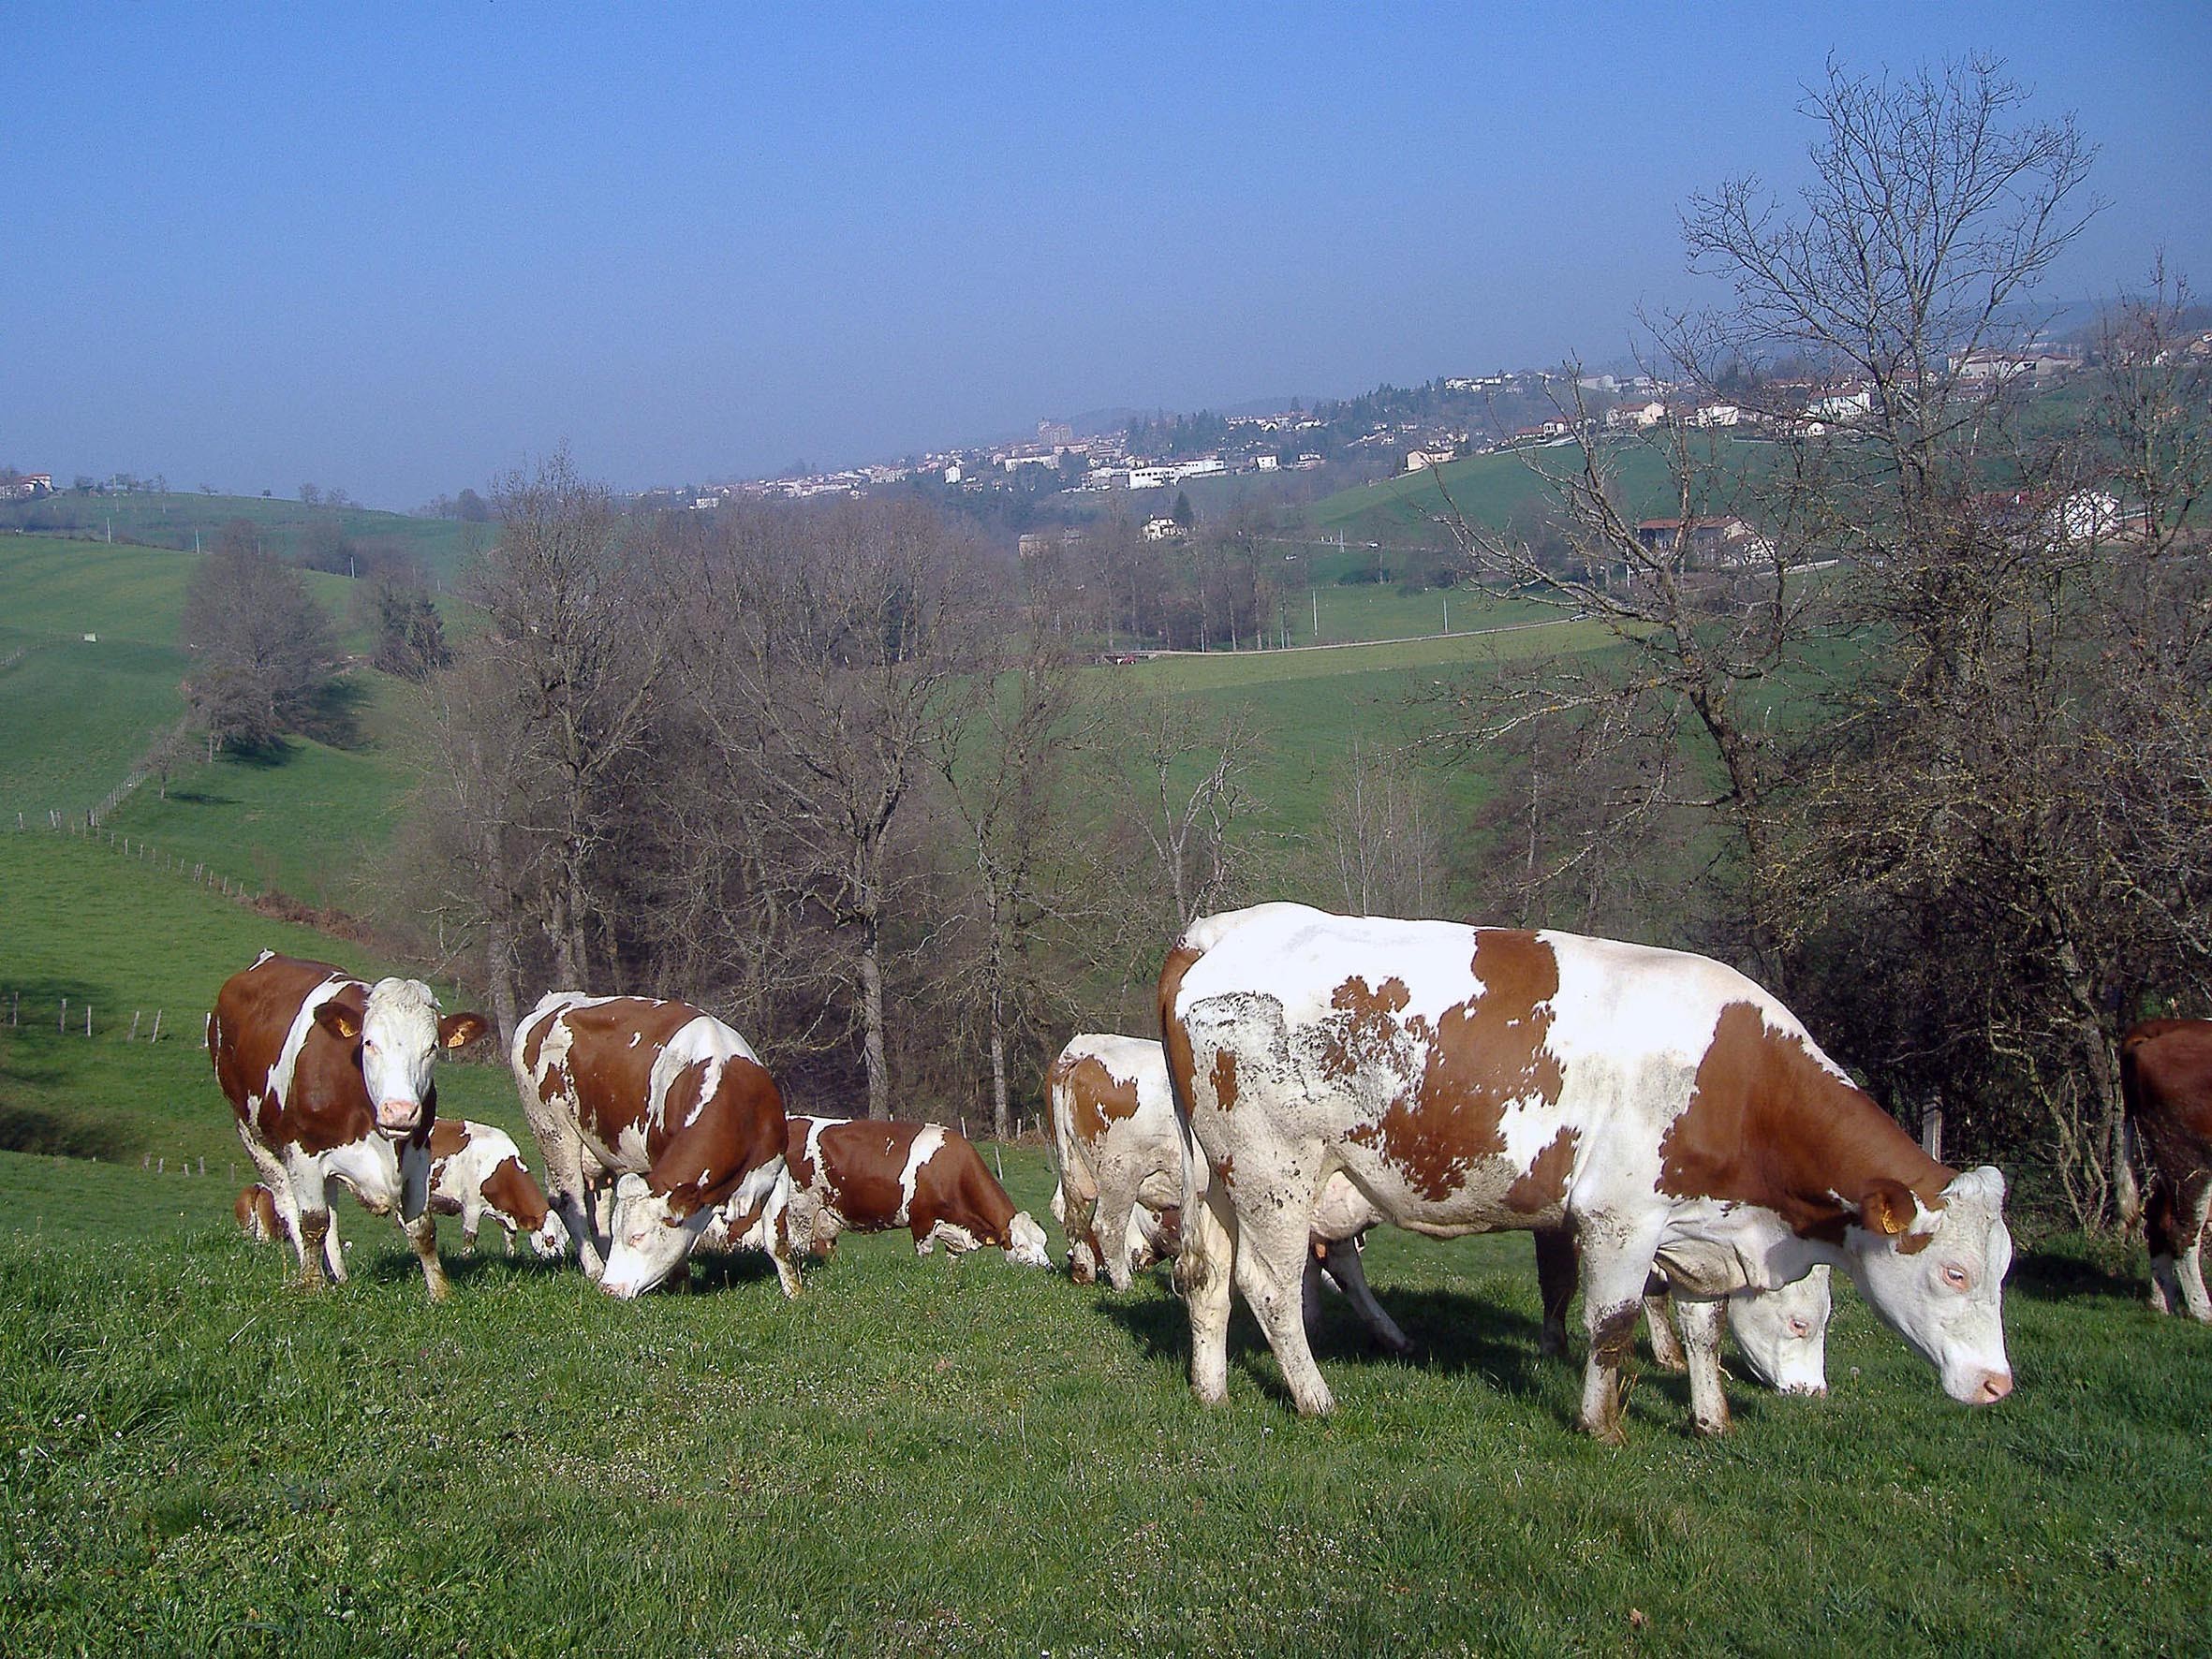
<box><xmin>1657</xmin><ymin>1000</ymin><xmax>1954</xmax><ymax>1242</ymax></box>
<box><xmin>1157</xmin><ymin>941</ymin><xmax>1206</xmax><ymax>1130</ymax></box>
<box><xmin>1344</xmin><ymin>933</ymin><xmax>1565</xmax><ymax>1203</ymax></box>
<box><xmin>797</xmin><ymin>1120</ymin><xmax>1018</xmax><ymax>1246</ymax></box>
<box><xmin>427</xmin><ymin>1118</ymin><xmax>471</xmax><ymax>1160</ymax></box>
<box><xmin>1317</xmin><ymin>975</ymin><xmax>1414</xmax><ymax>1084</ymax></box>
<box><xmin>2122</xmin><ymin>1019</ymin><xmax>2212</xmax><ymax>1264</ymax></box>
<box><xmin>1209</xmin><ymin>1050</ymin><xmax>1241</xmax><ymax>1114</ymax></box>
<box><xmin>209</xmin><ymin>956</ymin><xmax>377</xmax><ymax>1156</ymax></box>
<box><xmin>479</xmin><ymin>1155</ymin><xmax>551</xmax><ymax>1232</ymax></box>
<box><xmin>1057</xmin><ymin>1053</ymin><xmax>1143</xmax><ymax>1145</ymax></box>
<box><xmin>1504</xmin><ymin>1125</ymin><xmax>1579</xmax><ymax>1214</ymax></box>
<box><xmin>1215</xmin><ymin>1153</ymin><xmax>1235</xmax><ymax>1189</ymax></box>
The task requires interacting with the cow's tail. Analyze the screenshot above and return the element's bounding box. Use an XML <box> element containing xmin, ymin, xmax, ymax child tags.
<box><xmin>2115</xmin><ymin>1031</ymin><xmax>2147</xmax><ymax>1231</ymax></box>
<box><xmin>1158</xmin><ymin>928</ymin><xmax>1229</xmax><ymax>1304</ymax></box>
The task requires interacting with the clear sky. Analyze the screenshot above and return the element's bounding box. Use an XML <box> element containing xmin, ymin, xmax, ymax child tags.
<box><xmin>4</xmin><ymin>2</ymin><xmax>2206</xmax><ymax>507</ymax></box>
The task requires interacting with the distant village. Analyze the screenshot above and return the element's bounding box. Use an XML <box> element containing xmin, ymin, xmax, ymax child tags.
<box><xmin>644</xmin><ymin>336</ymin><xmax>2135</xmax><ymax>527</ymax></box>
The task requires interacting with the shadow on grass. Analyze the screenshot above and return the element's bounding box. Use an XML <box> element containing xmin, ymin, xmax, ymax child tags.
<box><xmin>161</xmin><ymin>786</ymin><xmax>240</xmax><ymax>806</ymax></box>
<box><xmin>2008</xmin><ymin>1240</ymin><xmax>2144</xmax><ymax>1306</ymax></box>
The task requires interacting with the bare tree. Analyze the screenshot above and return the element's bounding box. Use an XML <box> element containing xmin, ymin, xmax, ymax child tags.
<box><xmin>179</xmin><ymin>519</ymin><xmax>338</xmax><ymax>757</ymax></box>
<box><xmin>465</xmin><ymin>452</ymin><xmax>667</xmax><ymax>986</ymax></box>
<box><xmin>673</xmin><ymin>497</ymin><xmax>987</xmax><ymax>1120</ymax></box>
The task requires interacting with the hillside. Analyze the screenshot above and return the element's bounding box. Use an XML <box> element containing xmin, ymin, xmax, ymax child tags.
<box><xmin>0</xmin><ymin>491</ymin><xmax>480</xmax><ymax>581</ymax></box>
<box><xmin>1307</xmin><ymin>433</ymin><xmax>1767</xmax><ymax>545</ymax></box>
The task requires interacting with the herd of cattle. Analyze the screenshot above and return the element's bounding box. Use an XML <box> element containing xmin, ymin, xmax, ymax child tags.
<box><xmin>207</xmin><ymin>903</ymin><xmax>2212</xmax><ymax>1442</ymax></box>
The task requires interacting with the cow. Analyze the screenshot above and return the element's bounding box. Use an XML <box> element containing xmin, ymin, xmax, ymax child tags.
<box><xmin>2117</xmin><ymin>1018</ymin><xmax>2212</xmax><ymax>1320</ymax></box>
<box><xmin>209</xmin><ymin>950</ymin><xmax>489</xmax><ymax>1300</ymax></box>
<box><xmin>425</xmin><ymin>1118</ymin><xmax>568</xmax><ymax>1258</ymax></box>
<box><xmin>1533</xmin><ymin>1228</ymin><xmax>1832</xmax><ymax>1396</ymax></box>
<box><xmin>511</xmin><ymin>991</ymin><xmax>800</xmax><ymax>1300</ymax></box>
<box><xmin>1160</xmin><ymin>903</ymin><xmax>2013</xmax><ymax>1441</ymax></box>
<box><xmin>774</xmin><ymin>1116</ymin><xmax>1051</xmax><ymax>1268</ymax></box>
<box><xmin>234</xmin><ymin>1182</ymin><xmax>290</xmax><ymax>1244</ymax></box>
<box><xmin>1047</xmin><ymin>1032</ymin><xmax>1410</xmax><ymax>1353</ymax></box>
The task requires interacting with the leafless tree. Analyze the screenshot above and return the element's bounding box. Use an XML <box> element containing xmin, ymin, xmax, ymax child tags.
<box><xmin>465</xmin><ymin>451</ymin><xmax>668</xmax><ymax>987</ymax></box>
<box><xmin>671</xmin><ymin>497</ymin><xmax>987</xmax><ymax>1120</ymax></box>
<box><xmin>179</xmin><ymin>519</ymin><xmax>338</xmax><ymax>757</ymax></box>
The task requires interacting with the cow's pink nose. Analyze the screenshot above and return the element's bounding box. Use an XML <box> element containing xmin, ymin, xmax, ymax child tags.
<box><xmin>378</xmin><ymin>1100</ymin><xmax>422</xmax><ymax>1131</ymax></box>
<box><xmin>1974</xmin><ymin>1371</ymin><xmax>2013</xmax><ymax>1403</ymax></box>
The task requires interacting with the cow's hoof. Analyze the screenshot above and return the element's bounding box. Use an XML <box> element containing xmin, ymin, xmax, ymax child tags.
<box><xmin>1582</xmin><ymin>1416</ymin><xmax>1629</xmax><ymax>1448</ymax></box>
<box><xmin>1691</xmin><ymin>1414</ymin><xmax>1732</xmax><ymax>1438</ymax></box>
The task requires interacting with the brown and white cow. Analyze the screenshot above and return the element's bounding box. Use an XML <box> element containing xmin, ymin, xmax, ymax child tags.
<box><xmin>511</xmin><ymin>991</ymin><xmax>799</xmax><ymax>1299</ymax></box>
<box><xmin>1161</xmin><ymin>903</ymin><xmax>2013</xmax><ymax>1441</ymax></box>
<box><xmin>774</xmin><ymin>1116</ymin><xmax>1051</xmax><ymax>1268</ymax></box>
<box><xmin>2118</xmin><ymin>1018</ymin><xmax>2212</xmax><ymax>1320</ymax></box>
<box><xmin>210</xmin><ymin>950</ymin><xmax>488</xmax><ymax>1300</ymax></box>
<box><xmin>1047</xmin><ymin>1033</ymin><xmax>1410</xmax><ymax>1353</ymax></box>
<box><xmin>425</xmin><ymin>1119</ymin><xmax>568</xmax><ymax>1258</ymax></box>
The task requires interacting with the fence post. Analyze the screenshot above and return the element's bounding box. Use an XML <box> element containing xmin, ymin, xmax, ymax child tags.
<box><xmin>151</xmin><ymin>1009</ymin><xmax>164</xmax><ymax>1044</ymax></box>
<box><xmin>58</xmin><ymin>996</ymin><xmax>66</xmax><ymax>1034</ymax></box>
<box><xmin>128</xmin><ymin>1012</ymin><xmax>140</xmax><ymax>1042</ymax></box>
<box><xmin>84</xmin><ymin>1006</ymin><xmax>92</xmax><ymax>1037</ymax></box>
<box><xmin>1920</xmin><ymin>1101</ymin><xmax>1944</xmax><ymax>1164</ymax></box>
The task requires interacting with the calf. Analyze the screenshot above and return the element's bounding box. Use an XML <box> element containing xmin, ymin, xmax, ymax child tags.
<box><xmin>2119</xmin><ymin>1018</ymin><xmax>2212</xmax><ymax>1320</ymax></box>
<box><xmin>426</xmin><ymin>1118</ymin><xmax>568</xmax><ymax>1258</ymax></box>
<box><xmin>512</xmin><ymin>991</ymin><xmax>799</xmax><ymax>1299</ymax></box>
<box><xmin>210</xmin><ymin>951</ymin><xmax>488</xmax><ymax>1300</ymax></box>
<box><xmin>779</xmin><ymin>1116</ymin><xmax>1050</xmax><ymax>1268</ymax></box>
<box><xmin>1162</xmin><ymin>903</ymin><xmax>2013</xmax><ymax>1440</ymax></box>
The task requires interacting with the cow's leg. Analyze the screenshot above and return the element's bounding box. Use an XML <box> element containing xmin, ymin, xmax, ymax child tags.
<box><xmin>1577</xmin><ymin>1225</ymin><xmax>1663</xmax><ymax>1446</ymax></box>
<box><xmin>1092</xmin><ymin>1183</ymin><xmax>1143</xmax><ymax>1294</ymax></box>
<box><xmin>1674</xmin><ymin>1294</ymin><xmax>1731</xmax><ymax>1436</ymax></box>
<box><xmin>1643</xmin><ymin>1285</ymin><xmax>1688</xmax><ymax>1372</ymax></box>
<box><xmin>1058</xmin><ymin>1183</ymin><xmax>1103</xmax><ymax>1285</ymax></box>
<box><xmin>238</xmin><ymin>1127</ymin><xmax>302</xmax><ymax>1263</ymax></box>
<box><xmin>1234</xmin><ymin>1190</ymin><xmax>1336</xmax><ymax>1417</ymax></box>
<box><xmin>398</xmin><ymin>1143</ymin><xmax>450</xmax><ymax>1304</ymax></box>
<box><xmin>1176</xmin><ymin>1187</ymin><xmax>1238</xmax><ymax>1406</ymax></box>
<box><xmin>762</xmin><ymin>1183</ymin><xmax>802</xmax><ymax>1299</ymax></box>
<box><xmin>1533</xmin><ymin>1227</ymin><xmax>1577</xmax><ymax>1358</ymax></box>
<box><xmin>1317</xmin><ymin>1235</ymin><xmax>1413</xmax><ymax>1357</ymax></box>
<box><xmin>2177</xmin><ymin>1178</ymin><xmax>2212</xmax><ymax>1323</ymax></box>
<box><xmin>279</xmin><ymin>1149</ymin><xmax>339</xmax><ymax>1289</ymax></box>
<box><xmin>535</xmin><ymin>1120</ymin><xmax>605</xmax><ymax>1281</ymax></box>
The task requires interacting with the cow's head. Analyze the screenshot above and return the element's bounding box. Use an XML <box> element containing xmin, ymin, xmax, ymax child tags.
<box><xmin>527</xmin><ymin>1209</ymin><xmax>571</xmax><ymax>1261</ymax></box>
<box><xmin>598</xmin><ymin>1172</ymin><xmax>708</xmax><ymax>1299</ymax></box>
<box><xmin>1004</xmin><ymin>1211</ymin><xmax>1053</xmax><ymax>1270</ymax></box>
<box><xmin>314</xmin><ymin>979</ymin><xmax>490</xmax><ymax>1139</ymax></box>
<box><xmin>1842</xmin><ymin>1166</ymin><xmax>2013</xmax><ymax>1405</ymax></box>
<box><xmin>1725</xmin><ymin>1264</ymin><xmax>1830</xmax><ymax>1396</ymax></box>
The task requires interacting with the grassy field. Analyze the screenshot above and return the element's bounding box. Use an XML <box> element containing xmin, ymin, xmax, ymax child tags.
<box><xmin>1</xmin><ymin>1137</ymin><xmax>2204</xmax><ymax>1655</ymax></box>
<box><xmin>0</xmin><ymin>493</ymin><xmax>479</xmax><ymax>581</ymax></box>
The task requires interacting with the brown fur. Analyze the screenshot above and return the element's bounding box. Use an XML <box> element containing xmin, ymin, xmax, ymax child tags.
<box><xmin>2122</xmin><ymin>1019</ymin><xmax>2212</xmax><ymax>1262</ymax></box>
<box><xmin>1655</xmin><ymin>1001</ymin><xmax>1954</xmax><ymax>1241</ymax></box>
<box><xmin>795</xmin><ymin>1118</ymin><xmax>1021</xmax><ymax>1246</ymax></box>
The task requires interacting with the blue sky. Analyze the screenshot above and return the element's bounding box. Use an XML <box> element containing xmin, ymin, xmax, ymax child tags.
<box><xmin>4</xmin><ymin>2</ymin><xmax>2206</xmax><ymax>507</ymax></box>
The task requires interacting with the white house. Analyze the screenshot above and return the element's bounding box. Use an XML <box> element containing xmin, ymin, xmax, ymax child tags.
<box><xmin>1404</xmin><ymin>448</ymin><xmax>1454</xmax><ymax>472</ymax></box>
<box><xmin>1143</xmin><ymin>517</ymin><xmax>1187</xmax><ymax>542</ymax></box>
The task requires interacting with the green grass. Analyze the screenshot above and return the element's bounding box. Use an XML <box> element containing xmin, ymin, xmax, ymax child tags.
<box><xmin>0</xmin><ymin>1145</ymin><xmax>2201</xmax><ymax>1655</ymax></box>
<box><xmin>0</xmin><ymin>493</ymin><xmax>479</xmax><ymax>581</ymax></box>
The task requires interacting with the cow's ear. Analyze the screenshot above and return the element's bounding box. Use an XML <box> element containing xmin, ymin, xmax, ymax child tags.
<box><xmin>314</xmin><ymin>1002</ymin><xmax>362</xmax><ymax>1043</ymax></box>
<box><xmin>1856</xmin><ymin>1180</ymin><xmax>1917</xmax><ymax>1237</ymax></box>
<box><xmin>439</xmin><ymin>1012</ymin><xmax>491</xmax><ymax>1051</ymax></box>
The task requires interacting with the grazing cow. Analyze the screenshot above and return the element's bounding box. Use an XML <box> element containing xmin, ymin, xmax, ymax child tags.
<box><xmin>1161</xmin><ymin>903</ymin><xmax>2013</xmax><ymax>1440</ymax></box>
<box><xmin>234</xmin><ymin>1182</ymin><xmax>290</xmax><ymax>1244</ymax></box>
<box><xmin>425</xmin><ymin>1119</ymin><xmax>568</xmax><ymax>1258</ymax></box>
<box><xmin>512</xmin><ymin>991</ymin><xmax>800</xmax><ymax>1300</ymax></box>
<box><xmin>1533</xmin><ymin>1228</ymin><xmax>1832</xmax><ymax>1396</ymax></box>
<box><xmin>777</xmin><ymin>1116</ymin><xmax>1051</xmax><ymax>1268</ymax></box>
<box><xmin>210</xmin><ymin>950</ymin><xmax>489</xmax><ymax>1300</ymax></box>
<box><xmin>2118</xmin><ymin>1018</ymin><xmax>2212</xmax><ymax>1320</ymax></box>
<box><xmin>1047</xmin><ymin>1033</ymin><xmax>1412</xmax><ymax>1353</ymax></box>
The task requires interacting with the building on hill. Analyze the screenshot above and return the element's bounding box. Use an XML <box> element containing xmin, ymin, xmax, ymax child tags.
<box><xmin>0</xmin><ymin>472</ymin><xmax>53</xmax><ymax>500</ymax></box>
<box><xmin>1634</xmin><ymin>517</ymin><xmax>1773</xmax><ymax>567</ymax></box>
<box><xmin>1142</xmin><ymin>517</ymin><xmax>1187</xmax><ymax>542</ymax></box>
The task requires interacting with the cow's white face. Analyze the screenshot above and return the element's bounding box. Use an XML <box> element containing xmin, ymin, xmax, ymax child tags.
<box><xmin>1726</xmin><ymin>1264</ymin><xmax>1830</xmax><ymax>1395</ymax></box>
<box><xmin>1005</xmin><ymin>1211</ymin><xmax>1052</xmax><ymax>1270</ymax></box>
<box><xmin>317</xmin><ymin>978</ymin><xmax>488</xmax><ymax>1139</ymax></box>
<box><xmin>598</xmin><ymin>1173</ymin><xmax>705</xmax><ymax>1298</ymax></box>
<box><xmin>527</xmin><ymin>1210</ymin><xmax>571</xmax><ymax>1260</ymax></box>
<box><xmin>1845</xmin><ymin>1166</ymin><xmax>2013</xmax><ymax>1404</ymax></box>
